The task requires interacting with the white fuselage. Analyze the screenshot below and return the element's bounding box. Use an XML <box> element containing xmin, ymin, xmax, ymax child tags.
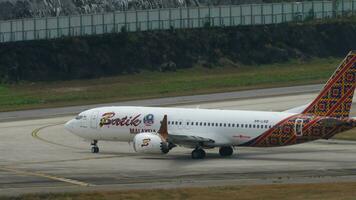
<box><xmin>66</xmin><ymin>106</ymin><xmax>295</xmax><ymax>146</ymax></box>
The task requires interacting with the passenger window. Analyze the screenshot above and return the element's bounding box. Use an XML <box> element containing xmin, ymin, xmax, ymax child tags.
<box><xmin>186</xmin><ymin>122</ymin><xmax>189</xmax><ymax>125</ymax></box>
<box><xmin>249</xmin><ymin>124</ymin><xmax>252</xmax><ymax>128</ymax></box>
<box><xmin>228</xmin><ymin>124</ymin><xmax>231</xmax><ymax>127</ymax></box>
<box><xmin>237</xmin><ymin>124</ymin><xmax>239</xmax><ymax>128</ymax></box>
<box><xmin>204</xmin><ymin>122</ymin><xmax>206</xmax><ymax>126</ymax></box>
<box><xmin>179</xmin><ymin>122</ymin><xmax>182</xmax><ymax>125</ymax></box>
<box><xmin>200</xmin><ymin>122</ymin><xmax>202</xmax><ymax>126</ymax></box>
<box><xmin>220</xmin><ymin>123</ymin><xmax>222</xmax><ymax>127</ymax></box>
<box><xmin>232</xmin><ymin>124</ymin><xmax>235</xmax><ymax>127</ymax></box>
<box><xmin>196</xmin><ymin>122</ymin><xmax>198</xmax><ymax>126</ymax></box>
<box><xmin>216</xmin><ymin>123</ymin><xmax>218</xmax><ymax>126</ymax></box>
<box><xmin>168</xmin><ymin>121</ymin><xmax>170</xmax><ymax>125</ymax></box>
<box><xmin>224</xmin><ymin>124</ymin><xmax>226</xmax><ymax>127</ymax></box>
<box><xmin>253</xmin><ymin>124</ymin><xmax>256</xmax><ymax>128</ymax></box>
<box><xmin>208</xmin><ymin>123</ymin><xmax>210</xmax><ymax>126</ymax></box>
<box><xmin>175</xmin><ymin>121</ymin><xmax>178</xmax><ymax>125</ymax></box>
<box><xmin>191</xmin><ymin>122</ymin><xmax>194</xmax><ymax>125</ymax></box>
<box><xmin>257</xmin><ymin>125</ymin><xmax>260</xmax><ymax>128</ymax></box>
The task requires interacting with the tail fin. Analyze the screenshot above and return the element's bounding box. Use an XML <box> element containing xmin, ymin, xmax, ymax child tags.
<box><xmin>302</xmin><ymin>51</ymin><xmax>356</xmax><ymax>118</ymax></box>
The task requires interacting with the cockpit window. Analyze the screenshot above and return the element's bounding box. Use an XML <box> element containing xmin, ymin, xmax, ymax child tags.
<box><xmin>75</xmin><ymin>115</ymin><xmax>84</xmax><ymax>120</ymax></box>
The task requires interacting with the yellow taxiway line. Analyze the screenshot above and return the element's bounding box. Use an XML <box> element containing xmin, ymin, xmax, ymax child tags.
<box><xmin>0</xmin><ymin>166</ymin><xmax>93</xmax><ymax>187</ymax></box>
<box><xmin>31</xmin><ymin>123</ymin><xmax>83</xmax><ymax>150</ymax></box>
<box><xmin>24</xmin><ymin>122</ymin><xmax>133</xmax><ymax>187</ymax></box>
<box><xmin>1</xmin><ymin>123</ymin><xmax>95</xmax><ymax>187</ymax></box>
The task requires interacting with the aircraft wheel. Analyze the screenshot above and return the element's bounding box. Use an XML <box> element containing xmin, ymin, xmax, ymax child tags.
<box><xmin>90</xmin><ymin>140</ymin><xmax>99</xmax><ymax>153</ymax></box>
<box><xmin>191</xmin><ymin>148</ymin><xmax>206</xmax><ymax>159</ymax></box>
<box><xmin>219</xmin><ymin>146</ymin><xmax>233</xmax><ymax>157</ymax></box>
<box><xmin>91</xmin><ymin>146</ymin><xmax>99</xmax><ymax>153</ymax></box>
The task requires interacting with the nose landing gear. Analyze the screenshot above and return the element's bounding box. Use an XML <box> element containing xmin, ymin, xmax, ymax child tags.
<box><xmin>91</xmin><ymin>140</ymin><xmax>99</xmax><ymax>153</ymax></box>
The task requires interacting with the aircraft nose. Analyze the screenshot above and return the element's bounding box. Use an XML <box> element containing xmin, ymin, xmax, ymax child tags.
<box><xmin>65</xmin><ymin>119</ymin><xmax>75</xmax><ymax>133</ymax></box>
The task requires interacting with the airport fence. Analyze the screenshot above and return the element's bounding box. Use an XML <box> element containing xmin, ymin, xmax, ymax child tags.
<box><xmin>0</xmin><ymin>0</ymin><xmax>355</xmax><ymax>43</ymax></box>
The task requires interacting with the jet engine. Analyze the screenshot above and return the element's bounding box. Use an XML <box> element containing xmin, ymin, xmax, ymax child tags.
<box><xmin>133</xmin><ymin>132</ymin><xmax>170</xmax><ymax>154</ymax></box>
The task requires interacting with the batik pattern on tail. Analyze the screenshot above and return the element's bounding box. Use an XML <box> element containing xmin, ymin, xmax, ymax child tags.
<box><xmin>241</xmin><ymin>51</ymin><xmax>356</xmax><ymax>147</ymax></box>
<box><xmin>302</xmin><ymin>51</ymin><xmax>356</xmax><ymax>118</ymax></box>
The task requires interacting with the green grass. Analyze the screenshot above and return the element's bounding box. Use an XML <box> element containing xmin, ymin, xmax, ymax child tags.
<box><xmin>4</xmin><ymin>182</ymin><xmax>356</xmax><ymax>200</ymax></box>
<box><xmin>0</xmin><ymin>57</ymin><xmax>340</xmax><ymax>112</ymax></box>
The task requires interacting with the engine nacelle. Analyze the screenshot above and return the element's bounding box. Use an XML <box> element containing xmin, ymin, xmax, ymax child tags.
<box><xmin>133</xmin><ymin>132</ymin><xmax>169</xmax><ymax>154</ymax></box>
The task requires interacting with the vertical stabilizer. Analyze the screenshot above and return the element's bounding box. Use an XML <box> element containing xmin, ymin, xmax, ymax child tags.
<box><xmin>302</xmin><ymin>51</ymin><xmax>356</xmax><ymax>118</ymax></box>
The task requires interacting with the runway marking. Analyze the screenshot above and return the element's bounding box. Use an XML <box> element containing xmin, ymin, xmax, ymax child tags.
<box><xmin>29</xmin><ymin>123</ymin><xmax>140</xmax><ymax>164</ymax></box>
<box><xmin>0</xmin><ymin>166</ymin><xmax>93</xmax><ymax>187</ymax></box>
<box><xmin>30</xmin><ymin>123</ymin><xmax>138</xmax><ymax>159</ymax></box>
<box><xmin>4</xmin><ymin>155</ymin><xmax>126</xmax><ymax>167</ymax></box>
<box><xmin>31</xmin><ymin>122</ymin><xmax>84</xmax><ymax>150</ymax></box>
<box><xmin>0</xmin><ymin>121</ymin><xmax>70</xmax><ymax>129</ymax></box>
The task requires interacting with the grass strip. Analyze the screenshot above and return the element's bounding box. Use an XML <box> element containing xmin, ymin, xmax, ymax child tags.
<box><xmin>0</xmin><ymin>57</ymin><xmax>340</xmax><ymax>112</ymax></box>
<box><xmin>4</xmin><ymin>182</ymin><xmax>356</xmax><ymax>200</ymax></box>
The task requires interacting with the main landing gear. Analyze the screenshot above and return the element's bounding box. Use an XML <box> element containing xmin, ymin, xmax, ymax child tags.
<box><xmin>191</xmin><ymin>148</ymin><xmax>206</xmax><ymax>159</ymax></box>
<box><xmin>219</xmin><ymin>146</ymin><xmax>234</xmax><ymax>157</ymax></box>
<box><xmin>191</xmin><ymin>146</ymin><xmax>234</xmax><ymax>159</ymax></box>
<box><xmin>91</xmin><ymin>140</ymin><xmax>99</xmax><ymax>153</ymax></box>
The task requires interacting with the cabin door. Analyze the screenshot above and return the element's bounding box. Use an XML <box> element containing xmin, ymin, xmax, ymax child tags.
<box><xmin>90</xmin><ymin>111</ymin><xmax>99</xmax><ymax>129</ymax></box>
<box><xmin>294</xmin><ymin>118</ymin><xmax>304</xmax><ymax>137</ymax></box>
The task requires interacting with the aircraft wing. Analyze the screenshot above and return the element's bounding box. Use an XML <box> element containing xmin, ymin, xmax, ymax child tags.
<box><xmin>158</xmin><ymin>114</ymin><xmax>215</xmax><ymax>148</ymax></box>
<box><xmin>167</xmin><ymin>133</ymin><xmax>215</xmax><ymax>148</ymax></box>
<box><xmin>158</xmin><ymin>115</ymin><xmax>215</xmax><ymax>147</ymax></box>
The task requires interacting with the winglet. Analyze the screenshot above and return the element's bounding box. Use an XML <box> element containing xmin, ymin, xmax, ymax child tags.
<box><xmin>158</xmin><ymin>115</ymin><xmax>168</xmax><ymax>141</ymax></box>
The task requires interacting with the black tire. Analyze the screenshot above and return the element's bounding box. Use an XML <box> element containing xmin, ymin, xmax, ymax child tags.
<box><xmin>219</xmin><ymin>146</ymin><xmax>233</xmax><ymax>157</ymax></box>
<box><xmin>199</xmin><ymin>149</ymin><xmax>206</xmax><ymax>159</ymax></box>
<box><xmin>91</xmin><ymin>146</ymin><xmax>99</xmax><ymax>153</ymax></box>
<box><xmin>191</xmin><ymin>149</ymin><xmax>206</xmax><ymax>159</ymax></box>
<box><xmin>191</xmin><ymin>149</ymin><xmax>199</xmax><ymax>159</ymax></box>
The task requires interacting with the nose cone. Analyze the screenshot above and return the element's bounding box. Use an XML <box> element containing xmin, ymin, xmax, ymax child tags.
<box><xmin>65</xmin><ymin>119</ymin><xmax>75</xmax><ymax>133</ymax></box>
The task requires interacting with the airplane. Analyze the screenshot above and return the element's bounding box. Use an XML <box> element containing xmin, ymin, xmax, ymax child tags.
<box><xmin>65</xmin><ymin>51</ymin><xmax>356</xmax><ymax>159</ymax></box>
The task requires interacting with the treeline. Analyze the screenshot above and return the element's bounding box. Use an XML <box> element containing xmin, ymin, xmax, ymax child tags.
<box><xmin>0</xmin><ymin>19</ymin><xmax>356</xmax><ymax>82</ymax></box>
